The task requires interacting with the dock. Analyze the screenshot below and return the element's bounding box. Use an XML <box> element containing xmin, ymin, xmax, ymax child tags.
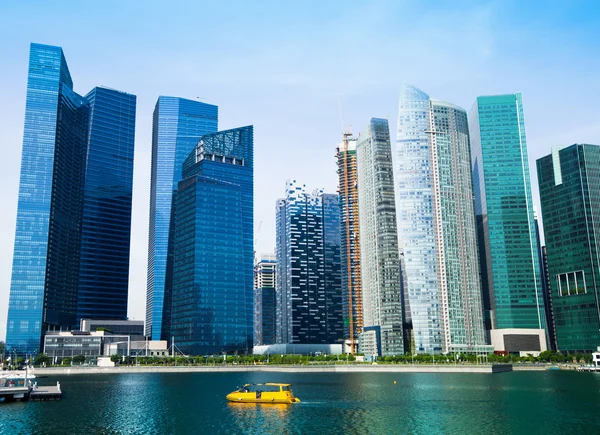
<box><xmin>576</xmin><ymin>366</ymin><xmax>600</xmax><ymax>372</ymax></box>
<box><xmin>30</xmin><ymin>382</ymin><xmax>62</xmax><ymax>401</ymax></box>
<box><xmin>0</xmin><ymin>381</ymin><xmax>62</xmax><ymax>402</ymax></box>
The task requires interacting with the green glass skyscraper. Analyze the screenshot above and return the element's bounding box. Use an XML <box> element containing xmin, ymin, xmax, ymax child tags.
<box><xmin>470</xmin><ymin>93</ymin><xmax>544</xmax><ymax>332</ymax></box>
<box><xmin>537</xmin><ymin>144</ymin><xmax>600</xmax><ymax>352</ymax></box>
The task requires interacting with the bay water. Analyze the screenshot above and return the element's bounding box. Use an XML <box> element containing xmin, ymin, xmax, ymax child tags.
<box><xmin>0</xmin><ymin>371</ymin><xmax>598</xmax><ymax>434</ymax></box>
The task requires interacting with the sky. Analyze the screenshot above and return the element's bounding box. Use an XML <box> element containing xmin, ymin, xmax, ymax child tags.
<box><xmin>0</xmin><ymin>0</ymin><xmax>599</xmax><ymax>341</ymax></box>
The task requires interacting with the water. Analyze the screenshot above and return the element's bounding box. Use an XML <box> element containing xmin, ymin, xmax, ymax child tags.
<box><xmin>1</xmin><ymin>371</ymin><xmax>599</xmax><ymax>434</ymax></box>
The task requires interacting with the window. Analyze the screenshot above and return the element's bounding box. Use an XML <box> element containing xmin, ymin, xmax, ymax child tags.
<box><xmin>556</xmin><ymin>270</ymin><xmax>586</xmax><ymax>296</ymax></box>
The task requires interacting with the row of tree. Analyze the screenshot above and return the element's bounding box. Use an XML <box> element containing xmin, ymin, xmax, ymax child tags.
<box><xmin>3</xmin><ymin>350</ymin><xmax>593</xmax><ymax>368</ymax></box>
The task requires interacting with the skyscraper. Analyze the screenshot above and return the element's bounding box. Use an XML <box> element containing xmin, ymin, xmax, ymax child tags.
<box><xmin>6</xmin><ymin>43</ymin><xmax>136</xmax><ymax>355</ymax></box>
<box><xmin>275</xmin><ymin>181</ymin><xmax>343</xmax><ymax>345</ymax></box>
<box><xmin>537</xmin><ymin>144</ymin><xmax>600</xmax><ymax>352</ymax></box>
<box><xmin>357</xmin><ymin>118</ymin><xmax>404</xmax><ymax>356</ymax></box>
<box><xmin>395</xmin><ymin>85</ymin><xmax>487</xmax><ymax>355</ymax></box>
<box><xmin>77</xmin><ymin>87</ymin><xmax>136</xmax><ymax>322</ymax></box>
<box><xmin>336</xmin><ymin>132</ymin><xmax>362</xmax><ymax>353</ymax></box>
<box><xmin>254</xmin><ymin>254</ymin><xmax>277</xmax><ymax>346</ymax></box>
<box><xmin>470</xmin><ymin>93</ymin><xmax>544</xmax><ymax>333</ymax></box>
<box><xmin>145</xmin><ymin>96</ymin><xmax>218</xmax><ymax>341</ymax></box>
<box><xmin>170</xmin><ymin>126</ymin><xmax>254</xmax><ymax>355</ymax></box>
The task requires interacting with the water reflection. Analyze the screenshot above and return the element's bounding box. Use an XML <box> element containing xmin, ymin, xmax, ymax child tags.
<box><xmin>227</xmin><ymin>402</ymin><xmax>293</xmax><ymax>434</ymax></box>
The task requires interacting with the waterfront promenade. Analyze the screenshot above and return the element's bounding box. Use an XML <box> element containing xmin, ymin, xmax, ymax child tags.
<box><xmin>31</xmin><ymin>363</ymin><xmax>544</xmax><ymax>375</ymax></box>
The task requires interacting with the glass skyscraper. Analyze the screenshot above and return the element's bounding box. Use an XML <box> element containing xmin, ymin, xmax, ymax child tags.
<box><xmin>537</xmin><ymin>144</ymin><xmax>600</xmax><ymax>352</ymax></box>
<box><xmin>145</xmin><ymin>96</ymin><xmax>218</xmax><ymax>341</ymax></box>
<box><xmin>336</xmin><ymin>133</ymin><xmax>362</xmax><ymax>353</ymax></box>
<box><xmin>254</xmin><ymin>254</ymin><xmax>277</xmax><ymax>346</ymax></box>
<box><xmin>357</xmin><ymin>118</ymin><xmax>404</xmax><ymax>356</ymax></box>
<box><xmin>470</xmin><ymin>93</ymin><xmax>544</xmax><ymax>332</ymax></box>
<box><xmin>275</xmin><ymin>181</ymin><xmax>343</xmax><ymax>344</ymax></box>
<box><xmin>170</xmin><ymin>126</ymin><xmax>254</xmax><ymax>355</ymax></box>
<box><xmin>6</xmin><ymin>43</ymin><xmax>136</xmax><ymax>355</ymax></box>
<box><xmin>395</xmin><ymin>85</ymin><xmax>487</xmax><ymax>354</ymax></box>
<box><xmin>78</xmin><ymin>87</ymin><xmax>136</xmax><ymax>322</ymax></box>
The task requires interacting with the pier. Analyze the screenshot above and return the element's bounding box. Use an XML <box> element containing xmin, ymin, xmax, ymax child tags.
<box><xmin>30</xmin><ymin>382</ymin><xmax>62</xmax><ymax>401</ymax></box>
<box><xmin>0</xmin><ymin>379</ymin><xmax>62</xmax><ymax>402</ymax></box>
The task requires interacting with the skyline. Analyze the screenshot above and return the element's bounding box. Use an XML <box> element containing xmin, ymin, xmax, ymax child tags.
<box><xmin>1</xmin><ymin>1</ymin><xmax>600</xmax><ymax>341</ymax></box>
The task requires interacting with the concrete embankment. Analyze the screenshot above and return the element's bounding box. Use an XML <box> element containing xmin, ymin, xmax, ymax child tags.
<box><xmin>33</xmin><ymin>364</ymin><xmax>519</xmax><ymax>376</ymax></box>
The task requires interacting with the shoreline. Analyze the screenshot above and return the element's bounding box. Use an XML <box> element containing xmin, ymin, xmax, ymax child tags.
<box><xmin>27</xmin><ymin>363</ymin><xmax>560</xmax><ymax>375</ymax></box>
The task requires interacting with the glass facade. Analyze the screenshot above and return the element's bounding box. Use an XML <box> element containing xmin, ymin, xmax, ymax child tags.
<box><xmin>78</xmin><ymin>87</ymin><xmax>136</xmax><ymax>322</ymax></box>
<box><xmin>170</xmin><ymin>126</ymin><xmax>253</xmax><ymax>355</ymax></box>
<box><xmin>254</xmin><ymin>254</ymin><xmax>276</xmax><ymax>346</ymax></box>
<box><xmin>395</xmin><ymin>85</ymin><xmax>487</xmax><ymax>354</ymax></box>
<box><xmin>275</xmin><ymin>181</ymin><xmax>343</xmax><ymax>344</ymax></box>
<box><xmin>336</xmin><ymin>133</ymin><xmax>363</xmax><ymax>351</ymax></box>
<box><xmin>357</xmin><ymin>118</ymin><xmax>404</xmax><ymax>356</ymax></box>
<box><xmin>537</xmin><ymin>144</ymin><xmax>600</xmax><ymax>352</ymax></box>
<box><xmin>146</xmin><ymin>97</ymin><xmax>218</xmax><ymax>340</ymax></box>
<box><xmin>470</xmin><ymin>93</ymin><xmax>544</xmax><ymax>332</ymax></box>
<box><xmin>6</xmin><ymin>43</ymin><xmax>136</xmax><ymax>356</ymax></box>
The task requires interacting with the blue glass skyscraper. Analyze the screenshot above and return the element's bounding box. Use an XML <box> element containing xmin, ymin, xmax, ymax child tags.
<box><xmin>6</xmin><ymin>43</ymin><xmax>136</xmax><ymax>355</ymax></box>
<box><xmin>77</xmin><ymin>87</ymin><xmax>136</xmax><ymax>321</ymax></box>
<box><xmin>145</xmin><ymin>97</ymin><xmax>218</xmax><ymax>341</ymax></box>
<box><xmin>170</xmin><ymin>126</ymin><xmax>254</xmax><ymax>355</ymax></box>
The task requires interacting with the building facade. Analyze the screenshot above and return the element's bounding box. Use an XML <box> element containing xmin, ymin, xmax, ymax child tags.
<box><xmin>395</xmin><ymin>85</ymin><xmax>487</xmax><ymax>355</ymax></box>
<box><xmin>357</xmin><ymin>118</ymin><xmax>404</xmax><ymax>356</ymax></box>
<box><xmin>254</xmin><ymin>254</ymin><xmax>277</xmax><ymax>346</ymax></box>
<box><xmin>145</xmin><ymin>96</ymin><xmax>218</xmax><ymax>341</ymax></box>
<box><xmin>336</xmin><ymin>132</ymin><xmax>363</xmax><ymax>352</ymax></box>
<box><xmin>537</xmin><ymin>144</ymin><xmax>600</xmax><ymax>352</ymax></box>
<box><xmin>6</xmin><ymin>43</ymin><xmax>136</xmax><ymax>356</ymax></box>
<box><xmin>170</xmin><ymin>126</ymin><xmax>254</xmax><ymax>355</ymax></box>
<box><xmin>470</xmin><ymin>93</ymin><xmax>544</xmax><ymax>333</ymax></box>
<box><xmin>275</xmin><ymin>181</ymin><xmax>343</xmax><ymax>345</ymax></box>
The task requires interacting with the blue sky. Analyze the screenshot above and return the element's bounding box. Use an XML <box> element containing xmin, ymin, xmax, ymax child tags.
<box><xmin>0</xmin><ymin>0</ymin><xmax>599</xmax><ymax>340</ymax></box>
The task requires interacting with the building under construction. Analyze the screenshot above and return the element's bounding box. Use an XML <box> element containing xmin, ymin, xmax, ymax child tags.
<box><xmin>336</xmin><ymin>132</ymin><xmax>362</xmax><ymax>353</ymax></box>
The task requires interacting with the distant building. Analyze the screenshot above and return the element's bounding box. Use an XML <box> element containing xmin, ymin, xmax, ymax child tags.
<box><xmin>43</xmin><ymin>331</ymin><xmax>135</xmax><ymax>360</ymax></box>
<box><xmin>470</xmin><ymin>93</ymin><xmax>545</xmax><ymax>335</ymax></box>
<box><xmin>6</xmin><ymin>43</ymin><xmax>136</xmax><ymax>356</ymax></box>
<box><xmin>145</xmin><ymin>96</ymin><xmax>218</xmax><ymax>341</ymax></box>
<box><xmin>170</xmin><ymin>126</ymin><xmax>254</xmax><ymax>356</ymax></box>
<box><xmin>357</xmin><ymin>118</ymin><xmax>404</xmax><ymax>356</ymax></box>
<box><xmin>80</xmin><ymin>319</ymin><xmax>145</xmax><ymax>336</ymax></box>
<box><xmin>534</xmin><ymin>212</ymin><xmax>558</xmax><ymax>351</ymax></box>
<box><xmin>336</xmin><ymin>132</ymin><xmax>363</xmax><ymax>352</ymax></box>
<box><xmin>253</xmin><ymin>343</ymin><xmax>343</xmax><ymax>356</ymax></box>
<box><xmin>490</xmin><ymin>329</ymin><xmax>547</xmax><ymax>356</ymax></box>
<box><xmin>254</xmin><ymin>254</ymin><xmax>277</xmax><ymax>346</ymax></box>
<box><xmin>396</xmin><ymin>86</ymin><xmax>488</xmax><ymax>355</ymax></box>
<box><xmin>537</xmin><ymin>144</ymin><xmax>600</xmax><ymax>352</ymax></box>
<box><xmin>275</xmin><ymin>181</ymin><xmax>343</xmax><ymax>345</ymax></box>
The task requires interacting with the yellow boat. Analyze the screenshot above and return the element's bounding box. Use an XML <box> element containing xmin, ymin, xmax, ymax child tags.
<box><xmin>226</xmin><ymin>383</ymin><xmax>301</xmax><ymax>404</ymax></box>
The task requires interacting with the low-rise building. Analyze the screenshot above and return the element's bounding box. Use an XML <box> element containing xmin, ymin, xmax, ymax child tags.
<box><xmin>253</xmin><ymin>343</ymin><xmax>343</xmax><ymax>356</ymax></box>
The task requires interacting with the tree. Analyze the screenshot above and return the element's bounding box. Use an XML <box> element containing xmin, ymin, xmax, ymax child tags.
<box><xmin>0</xmin><ymin>341</ymin><xmax>5</xmax><ymax>357</ymax></box>
<box><xmin>110</xmin><ymin>354</ymin><xmax>122</xmax><ymax>364</ymax></box>
<box><xmin>72</xmin><ymin>354</ymin><xmax>86</xmax><ymax>365</ymax></box>
<box><xmin>34</xmin><ymin>353</ymin><xmax>52</xmax><ymax>366</ymax></box>
<box><xmin>61</xmin><ymin>357</ymin><xmax>73</xmax><ymax>366</ymax></box>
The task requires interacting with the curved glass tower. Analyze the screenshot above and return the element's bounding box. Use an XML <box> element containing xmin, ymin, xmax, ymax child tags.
<box><xmin>395</xmin><ymin>84</ymin><xmax>487</xmax><ymax>354</ymax></box>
